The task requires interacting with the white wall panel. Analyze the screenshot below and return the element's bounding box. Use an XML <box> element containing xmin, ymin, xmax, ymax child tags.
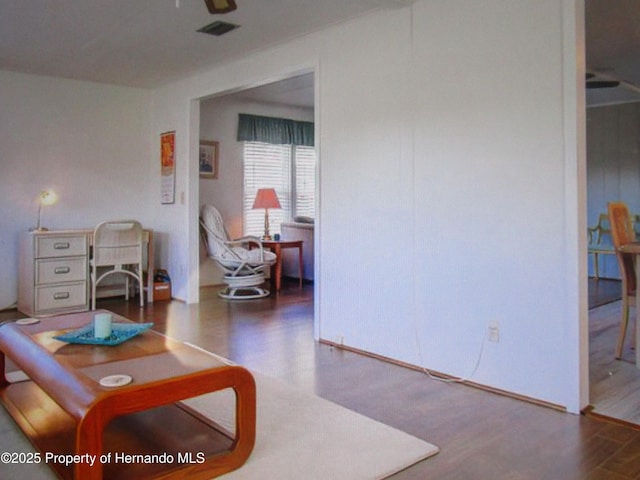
<box><xmin>410</xmin><ymin>0</ymin><xmax>574</xmax><ymax>406</ymax></box>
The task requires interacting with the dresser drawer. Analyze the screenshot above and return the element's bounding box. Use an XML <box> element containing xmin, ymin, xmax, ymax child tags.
<box><xmin>35</xmin><ymin>282</ymin><xmax>87</xmax><ymax>312</ymax></box>
<box><xmin>36</xmin><ymin>235</ymin><xmax>87</xmax><ymax>258</ymax></box>
<box><xmin>35</xmin><ymin>257</ymin><xmax>87</xmax><ymax>285</ymax></box>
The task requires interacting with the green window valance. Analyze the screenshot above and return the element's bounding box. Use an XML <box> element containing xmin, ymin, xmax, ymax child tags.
<box><xmin>237</xmin><ymin>113</ymin><xmax>314</xmax><ymax>147</ymax></box>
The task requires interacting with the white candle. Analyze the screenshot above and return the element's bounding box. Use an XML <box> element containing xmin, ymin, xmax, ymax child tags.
<box><xmin>94</xmin><ymin>313</ymin><xmax>112</xmax><ymax>339</ymax></box>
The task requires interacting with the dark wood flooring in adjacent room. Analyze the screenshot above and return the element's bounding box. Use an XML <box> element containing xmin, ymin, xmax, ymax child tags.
<box><xmin>3</xmin><ymin>281</ymin><xmax>640</xmax><ymax>479</ymax></box>
<box><xmin>589</xmin><ymin>277</ymin><xmax>622</xmax><ymax>309</ymax></box>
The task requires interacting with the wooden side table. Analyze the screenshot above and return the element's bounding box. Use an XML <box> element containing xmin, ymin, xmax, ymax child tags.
<box><xmin>262</xmin><ymin>240</ymin><xmax>303</xmax><ymax>291</ymax></box>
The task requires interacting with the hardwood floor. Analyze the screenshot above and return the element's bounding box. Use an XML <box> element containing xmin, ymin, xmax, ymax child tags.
<box><xmin>3</xmin><ymin>282</ymin><xmax>640</xmax><ymax>479</ymax></box>
<box><xmin>587</xmin><ymin>277</ymin><xmax>640</xmax><ymax>427</ymax></box>
<box><xmin>589</xmin><ymin>297</ymin><xmax>640</xmax><ymax>424</ymax></box>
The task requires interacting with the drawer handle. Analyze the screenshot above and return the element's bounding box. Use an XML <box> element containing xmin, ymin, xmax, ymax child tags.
<box><xmin>54</xmin><ymin>266</ymin><xmax>71</xmax><ymax>274</ymax></box>
<box><xmin>54</xmin><ymin>242</ymin><xmax>70</xmax><ymax>250</ymax></box>
<box><xmin>53</xmin><ymin>292</ymin><xmax>70</xmax><ymax>300</ymax></box>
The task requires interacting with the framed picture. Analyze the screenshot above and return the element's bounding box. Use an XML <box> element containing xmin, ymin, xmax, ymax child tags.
<box><xmin>199</xmin><ymin>140</ymin><xmax>219</xmax><ymax>179</ymax></box>
<box><xmin>160</xmin><ymin>131</ymin><xmax>176</xmax><ymax>204</ymax></box>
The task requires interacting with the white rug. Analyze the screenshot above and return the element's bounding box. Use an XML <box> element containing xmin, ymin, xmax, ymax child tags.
<box><xmin>0</xmin><ymin>402</ymin><xmax>57</xmax><ymax>479</ymax></box>
<box><xmin>0</xmin><ymin>370</ymin><xmax>438</xmax><ymax>480</ymax></box>
<box><xmin>184</xmin><ymin>372</ymin><xmax>439</xmax><ymax>479</ymax></box>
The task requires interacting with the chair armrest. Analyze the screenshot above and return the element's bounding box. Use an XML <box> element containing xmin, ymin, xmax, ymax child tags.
<box><xmin>618</xmin><ymin>242</ymin><xmax>640</xmax><ymax>254</ymax></box>
<box><xmin>230</xmin><ymin>236</ymin><xmax>263</xmax><ymax>247</ymax></box>
<box><xmin>227</xmin><ymin>236</ymin><xmax>266</xmax><ymax>262</ymax></box>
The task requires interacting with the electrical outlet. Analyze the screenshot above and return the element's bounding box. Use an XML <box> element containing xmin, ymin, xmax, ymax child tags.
<box><xmin>488</xmin><ymin>321</ymin><xmax>500</xmax><ymax>343</ymax></box>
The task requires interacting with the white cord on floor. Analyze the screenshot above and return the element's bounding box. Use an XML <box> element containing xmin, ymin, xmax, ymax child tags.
<box><xmin>417</xmin><ymin>332</ymin><xmax>487</xmax><ymax>384</ymax></box>
<box><xmin>411</xmin><ymin>299</ymin><xmax>488</xmax><ymax>383</ymax></box>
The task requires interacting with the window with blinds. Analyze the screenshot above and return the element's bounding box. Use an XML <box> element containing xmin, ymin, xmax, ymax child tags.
<box><xmin>243</xmin><ymin>141</ymin><xmax>316</xmax><ymax>237</ymax></box>
<box><xmin>293</xmin><ymin>145</ymin><xmax>316</xmax><ymax>219</ymax></box>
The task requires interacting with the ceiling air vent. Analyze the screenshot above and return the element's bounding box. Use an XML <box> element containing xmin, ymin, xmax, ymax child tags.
<box><xmin>197</xmin><ymin>21</ymin><xmax>239</xmax><ymax>36</ymax></box>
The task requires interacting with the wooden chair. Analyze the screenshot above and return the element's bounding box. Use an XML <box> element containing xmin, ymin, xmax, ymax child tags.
<box><xmin>608</xmin><ymin>202</ymin><xmax>636</xmax><ymax>358</ymax></box>
<box><xmin>91</xmin><ymin>220</ymin><xmax>144</xmax><ymax>310</ymax></box>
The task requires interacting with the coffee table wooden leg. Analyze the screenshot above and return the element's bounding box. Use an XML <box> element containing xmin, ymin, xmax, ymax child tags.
<box><xmin>0</xmin><ymin>352</ymin><xmax>8</xmax><ymax>388</ymax></box>
<box><xmin>197</xmin><ymin>375</ymin><xmax>257</xmax><ymax>478</ymax></box>
<box><xmin>71</xmin><ymin>367</ymin><xmax>256</xmax><ymax>480</ymax></box>
<box><xmin>233</xmin><ymin>370</ymin><xmax>257</xmax><ymax>461</ymax></box>
<box><xmin>159</xmin><ymin>368</ymin><xmax>257</xmax><ymax>479</ymax></box>
<box><xmin>76</xmin><ymin>410</ymin><xmax>106</xmax><ymax>480</ymax></box>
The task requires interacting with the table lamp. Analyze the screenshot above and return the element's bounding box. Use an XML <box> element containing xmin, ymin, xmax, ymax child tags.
<box><xmin>31</xmin><ymin>190</ymin><xmax>58</xmax><ymax>232</ymax></box>
<box><xmin>252</xmin><ymin>188</ymin><xmax>281</xmax><ymax>240</ymax></box>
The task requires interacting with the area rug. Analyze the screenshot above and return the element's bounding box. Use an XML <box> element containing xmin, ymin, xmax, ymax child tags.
<box><xmin>0</xmin><ymin>365</ymin><xmax>438</xmax><ymax>480</ymax></box>
<box><xmin>184</xmin><ymin>371</ymin><xmax>439</xmax><ymax>479</ymax></box>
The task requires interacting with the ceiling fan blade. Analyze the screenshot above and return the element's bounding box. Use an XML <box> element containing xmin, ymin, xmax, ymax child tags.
<box><xmin>586</xmin><ymin>80</ymin><xmax>620</xmax><ymax>89</ymax></box>
<box><xmin>204</xmin><ymin>0</ymin><xmax>237</xmax><ymax>14</ymax></box>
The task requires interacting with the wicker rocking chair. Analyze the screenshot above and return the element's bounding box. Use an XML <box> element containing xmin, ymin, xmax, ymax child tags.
<box><xmin>200</xmin><ymin>205</ymin><xmax>276</xmax><ymax>300</ymax></box>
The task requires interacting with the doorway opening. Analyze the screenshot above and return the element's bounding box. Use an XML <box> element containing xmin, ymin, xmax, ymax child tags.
<box><xmin>195</xmin><ymin>71</ymin><xmax>318</xmax><ymax>319</ymax></box>
<box><xmin>585</xmin><ymin>0</ymin><xmax>640</xmax><ymax>425</ymax></box>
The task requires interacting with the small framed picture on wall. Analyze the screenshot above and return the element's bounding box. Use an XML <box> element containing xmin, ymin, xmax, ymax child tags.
<box><xmin>199</xmin><ymin>140</ymin><xmax>219</xmax><ymax>179</ymax></box>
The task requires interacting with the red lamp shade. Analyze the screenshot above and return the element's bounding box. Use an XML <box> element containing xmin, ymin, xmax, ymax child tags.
<box><xmin>252</xmin><ymin>188</ymin><xmax>281</xmax><ymax>210</ymax></box>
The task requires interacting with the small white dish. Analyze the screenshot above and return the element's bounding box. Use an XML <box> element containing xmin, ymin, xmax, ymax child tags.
<box><xmin>99</xmin><ymin>374</ymin><xmax>133</xmax><ymax>388</ymax></box>
<box><xmin>16</xmin><ymin>318</ymin><xmax>40</xmax><ymax>326</ymax></box>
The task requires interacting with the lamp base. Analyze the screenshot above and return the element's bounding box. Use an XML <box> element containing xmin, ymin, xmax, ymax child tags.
<box><xmin>29</xmin><ymin>227</ymin><xmax>49</xmax><ymax>232</ymax></box>
<box><xmin>261</xmin><ymin>235</ymin><xmax>272</xmax><ymax>241</ymax></box>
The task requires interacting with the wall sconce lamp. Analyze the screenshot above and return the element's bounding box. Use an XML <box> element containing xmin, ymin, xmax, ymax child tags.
<box><xmin>31</xmin><ymin>190</ymin><xmax>58</xmax><ymax>232</ymax></box>
<box><xmin>252</xmin><ymin>188</ymin><xmax>281</xmax><ymax>240</ymax></box>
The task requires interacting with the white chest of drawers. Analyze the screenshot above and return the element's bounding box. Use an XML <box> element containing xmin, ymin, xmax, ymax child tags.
<box><xmin>18</xmin><ymin>231</ymin><xmax>90</xmax><ymax>317</ymax></box>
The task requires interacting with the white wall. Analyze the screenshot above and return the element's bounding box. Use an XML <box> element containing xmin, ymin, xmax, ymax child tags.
<box><xmin>408</xmin><ymin>0</ymin><xmax>585</xmax><ymax>410</ymax></box>
<box><xmin>152</xmin><ymin>0</ymin><xmax>586</xmax><ymax>411</ymax></box>
<box><xmin>199</xmin><ymin>94</ymin><xmax>313</xmax><ymax>286</ymax></box>
<box><xmin>0</xmin><ymin>70</ymin><xmax>154</xmax><ymax>309</ymax></box>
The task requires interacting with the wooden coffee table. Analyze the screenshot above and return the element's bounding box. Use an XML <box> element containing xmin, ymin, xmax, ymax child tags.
<box><xmin>0</xmin><ymin>310</ymin><xmax>256</xmax><ymax>480</ymax></box>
